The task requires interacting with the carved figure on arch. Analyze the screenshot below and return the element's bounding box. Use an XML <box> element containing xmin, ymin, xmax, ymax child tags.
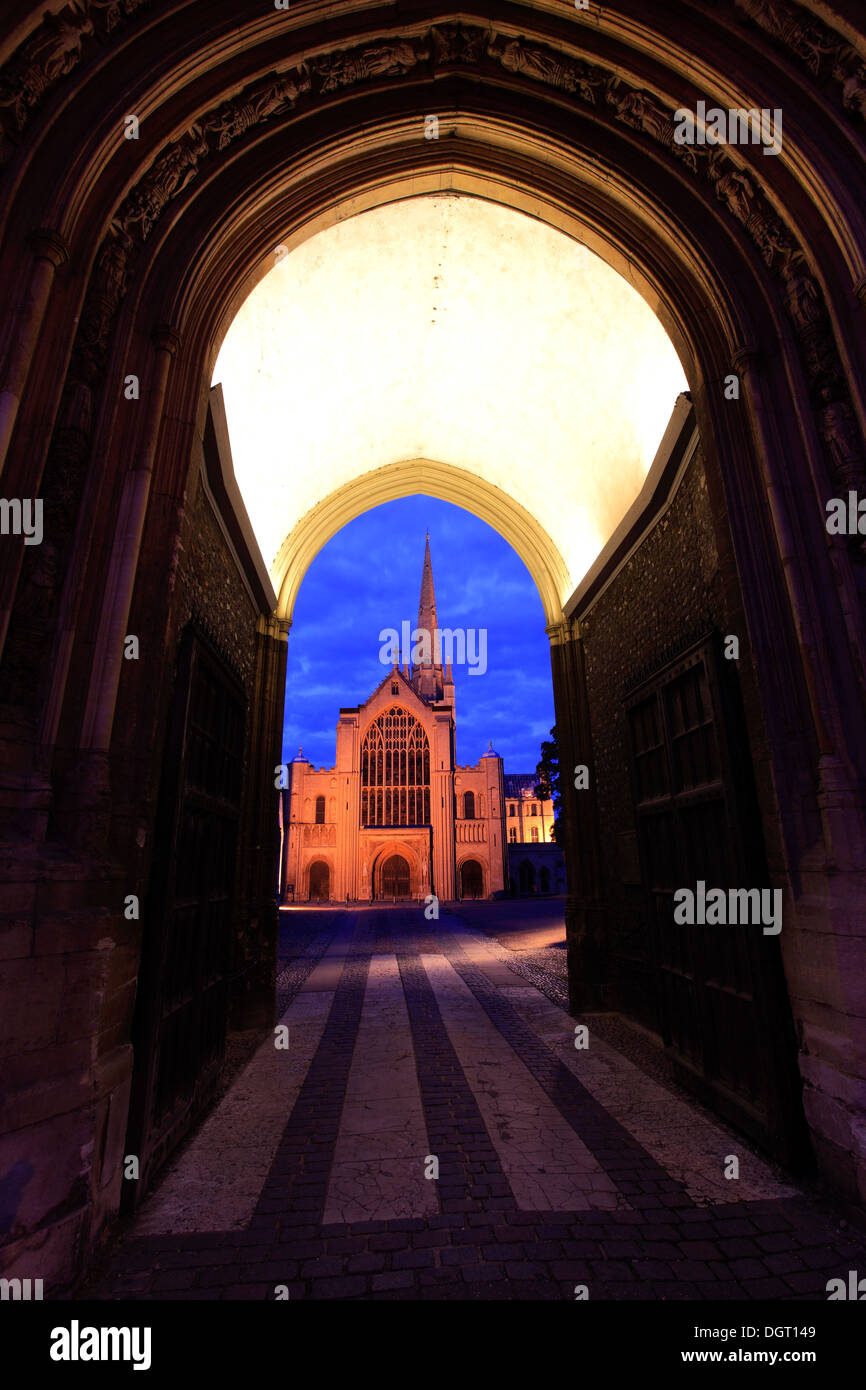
<box><xmin>206</xmin><ymin>67</ymin><xmax>311</xmax><ymax>150</ymax></box>
<box><xmin>488</xmin><ymin>35</ymin><xmax>580</xmax><ymax>96</ymax></box>
<box><xmin>120</xmin><ymin>127</ymin><xmax>208</xmax><ymax>240</ymax></box>
<box><xmin>0</xmin><ymin>10</ymin><xmax>94</xmax><ymax>130</ymax></box>
<box><xmin>605</xmin><ymin>81</ymin><xmax>673</xmax><ymax>143</ymax></box>
<box><xmin>315</xmin><ymin>39</ymin><xmax>428</xmax><ymax>93</ymax></box>
<box><xmin>819</xmin><ymin>397</ymin><xmax>865</xmax><ymax>487</ymax></box>
<box><xmin>708</xmin><ymin>162</ymin><xmax>756</xmax><ymax>226</ymax></box>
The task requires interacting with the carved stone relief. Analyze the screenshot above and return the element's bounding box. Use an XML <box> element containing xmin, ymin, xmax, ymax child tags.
<box><xmin>734</xmin><ymin>0</ymin><xmax>866</xmax><ymax>120</ymax></box>
<box><xmin>0</xmin><ymin>0</ymin><xmax>152</xmax><ymax>160</ymax></box>
<box><xmin>29</xmin><ymin>17</ymin><xmax>866</xmax><ymax>649</ymax></box>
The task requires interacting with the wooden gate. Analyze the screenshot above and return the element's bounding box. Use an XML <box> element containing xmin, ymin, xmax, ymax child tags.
<box><xmin>124</xmin><ymin>624</ymin><xmax>246</xmax><ymax>1203</ymax></box>
<box><xmin>625</xmin><ymin>633</ymin><xmax>810</xmax><ymax>1168</ymax></box>
<box><xmin>381</xmin><ymin>853</ymin><xmax>410</xmax><ymax>898</ymax></box>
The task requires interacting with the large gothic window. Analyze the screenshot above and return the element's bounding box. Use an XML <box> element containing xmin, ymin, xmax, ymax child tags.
<box><xmin>361</xmin><ymin>707</ymin><xmax>430</xmax><ymax>826</ymax></box>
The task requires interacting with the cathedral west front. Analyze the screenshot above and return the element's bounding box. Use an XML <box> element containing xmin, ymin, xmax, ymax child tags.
<box><xmin>279</xmin><ymin>537</ymin><xmax>553</xmax><ymax>904</ymax></box>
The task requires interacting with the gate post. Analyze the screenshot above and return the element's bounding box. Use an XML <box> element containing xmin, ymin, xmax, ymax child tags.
<box><xmin>548</xmin><ymin>619</ymin><xmax>611</xmax><ymax>1013</ymax></box>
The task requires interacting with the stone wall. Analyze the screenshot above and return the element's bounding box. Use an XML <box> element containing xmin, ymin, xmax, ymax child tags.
<box><xmin>0</xmin><ymin>461</ymin><xmax>278</xmax><ymax>1293</ymax></box>
<box><xmin>578</xmin><ymin>445</ymin><xmax>729</xmax><ymax>1030</ymax></box>
<box><xmin>573</xmin><ymin>440</ymin><xmax>811</xmax><ymax>1170</ymax></box>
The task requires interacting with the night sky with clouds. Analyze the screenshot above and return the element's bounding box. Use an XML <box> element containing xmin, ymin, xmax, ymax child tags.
<box><xmin>282</xmin><ymin>496</ymin><xmax>556</xmax><ymax>775</ymax></box>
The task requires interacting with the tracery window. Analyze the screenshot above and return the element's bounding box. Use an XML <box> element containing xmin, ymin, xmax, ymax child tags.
<box><xmin>361</xmin><ymin>706</ymin><xmax>430</xmax><ymax>826</ymax></box>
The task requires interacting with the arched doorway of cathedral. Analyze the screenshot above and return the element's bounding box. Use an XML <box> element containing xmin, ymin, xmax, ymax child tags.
<box><xmin>5</xmin><ymin>3</ymin><xmax>866</xmax><ymax>1290</ymax></box>
<box><xmin>372</xmin><ymin>846</ymin><xmax>419</xmax><ymax>902</ymax></box>
<box><xmin>308</xmin><ymin>861</ymin><xmax>331</xmax><ymax>903</ymax></box>
<box><xmin>381</xmin><ymin>855</ymin><xmax>411</xmax><ymax>900</ymax></box>
<box><xmin>459</xmin><ymin>860</ymin><xmax>484</xmax><ymax>901</ymax></box>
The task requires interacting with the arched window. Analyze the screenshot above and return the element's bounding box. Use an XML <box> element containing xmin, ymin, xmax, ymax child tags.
<box><xmin>315</xmin><ymin>795</ymin><xmax>325</xmax><ymax>824</ymax></box>
<box><xmin>463</xmin><ymin>790</ymin><xmax>475</xmax><ymax>819</ymax></box>
<box><xmin>361</xmin><ymin>706</ymin><xmax>430</xmax><ymax>826</ymax></box>
<box><xmin>508</xmin><ymin>827</ymin><xmax>517</xmax><ymax>843</ymax></box>
<box><xmin>508</xmin><ymin>805</ymin><xmax>516</xmax><ymax>817</ymax></box>
<box><xmin>531</xmin><ymin>827</ymin><xmax>539</xmax><ymax>842</ymax></box>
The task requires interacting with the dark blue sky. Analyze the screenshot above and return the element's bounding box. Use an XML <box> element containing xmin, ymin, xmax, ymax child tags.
<box><xmin>282</xmin><ymin>496</ymin><xmax>555</xmax><ymax>773</ymax></box>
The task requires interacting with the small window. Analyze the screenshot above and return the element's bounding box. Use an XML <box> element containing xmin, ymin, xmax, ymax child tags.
<box><xmin>531</xmin><ymin>803</ymin><xmax>538</xmax><ymax>816</ymax></box>
<box><xmin>509</xmin><ymin>827</ymin><xmax>517</xmax><ymax>843</ymax></box>
<box><xmin>508</xmin><ymin>805</ymin><xmax>515</xmax><ymax>817</ymax></box>
<box><xmin>531</xmin><ymin>827</ymin><xmax>539</xmax><ymax>842</ymax></box>
<box><xmin>315</xmin><ymin>795</ymin><xmax>326</xmax><ymax>824</ymax></box>
<box><xmin>391</xmin><ymin>682</ymin><xmax>399</xmax><ymax>695</ymax></box>
<box><xmin>463</xmin><ymin>790</ymin><xmax>476</xmax><ymax>819</ymax></box>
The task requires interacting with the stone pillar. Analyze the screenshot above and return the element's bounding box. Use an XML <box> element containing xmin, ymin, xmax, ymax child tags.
<box><xmin>336</xmin><ymin>714</ymin><xmax>360</xmax><ymax>901</ymax></box>
<box><xmin>431</xmin><ymin>714</ymin><xmax>456</xmax><ymax>901</ymax></box>
<box><xmin>733</xmin><ymin>346</ymin><xmax>866</xmax><ymax>863</ymax></box>
<box><xmin>0</xmin><ymin>230</ymin><xmax>68</xmax><ymax>483</ymax></box>
<box><xmin>232</xmin><ymin>612</ymin><xmax>288</xmax><ymax>1030</ymax></box>
<box><xmin>548</xmin><ymin>618</ymin><xmax>610</xmax><ymax>1013</ymax></box>
<box><xmin>484</xmin><ymin>753</ymin><xmax>506</xmax><ymax>895</ymax></box>
<box><xmin>80</xmin><ymin>326</ymin><xmax>180</xmax><ymax>757</ymax></box>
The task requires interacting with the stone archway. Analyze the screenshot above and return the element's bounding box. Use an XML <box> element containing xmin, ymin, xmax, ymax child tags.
<box><xmin>459</xmin><ymin>859</ymin><xmax>484</xmax><ymax>900</ymax></box>
<box><xmin>308</xmin><ymin>860</ymin><xmax>330</xmax><ymax>902</ymax></box>
<box><xmin>2</xmin><ymin>3</ymin><xmax>866</xmax><ymax>1291</ymax></box>
<box><xmin>372</xmin><ymin>845</ymin><xmax>419</xmax><ymax>901</ymax></box>
<box><xmin>381</xmin><ymin>854</ymin><xmax>410</xmax><ymax>899</ymax></box>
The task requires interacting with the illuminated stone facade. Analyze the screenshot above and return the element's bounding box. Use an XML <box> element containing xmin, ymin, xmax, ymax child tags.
<box><xmin>279</xmin><ymin>539</ymin><xmax>512</xmax><ymax>903</ymax></box>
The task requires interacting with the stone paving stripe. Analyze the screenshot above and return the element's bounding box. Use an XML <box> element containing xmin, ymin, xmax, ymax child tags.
<box><xmin>421</xmin><ymin>952</ymin><xmax>623</xmax><ymax>1212</ymax></box>
<box><xmin>252</xmin><ymin>924</ymin><xmax>370</xmax><ymax>1225</ymax></box>
<box><xmin>298</xmin><ymin>912</ymin><xmax>359</xmax><ymax>990</ymax></box>
<box><xmin>497</xmin><ymin>984</ymin><xmax>798</xmax><ymax>1206</ymax></box>
<box><xmin>437</xmin><ymin>920</ymin><xmax>692</xmax><ymax>1202</ymax></box>
<box><xmin>396</xmin><ymin>948</ymin><xmax>517</xmax><ymax>1214</ymax></box>
<box><xmin>324</xmin><ymin>954</ymin><xmax>438</xmax><ymax>1224</ymax></box>
<box><xmin>134</xmin><ymin>990</ymin><xmax>336</xmax><ymax>1234</ymax></box>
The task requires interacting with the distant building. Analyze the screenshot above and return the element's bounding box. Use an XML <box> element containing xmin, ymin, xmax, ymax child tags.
<box><xmin>504</xmin><ymin>774</ymin><xmax>566</xmax><ymax>896</ymax></box>
<box><xmin>278</xmin><ymin>539</ymin><xmax>564</xmax><ymax>902</ymax></box>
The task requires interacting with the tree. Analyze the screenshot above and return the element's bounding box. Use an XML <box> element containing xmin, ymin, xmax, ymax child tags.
<box><xmin>534</xmin><ymin>726</ymin><xmax>562</xmax><ymax>844</ymax></box>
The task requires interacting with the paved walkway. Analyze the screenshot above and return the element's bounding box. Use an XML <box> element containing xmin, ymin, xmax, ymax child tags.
<box><xmin>84</xmin><ymin>906</ymin><xmax>866</xmax><ymax>1301</ymax></box>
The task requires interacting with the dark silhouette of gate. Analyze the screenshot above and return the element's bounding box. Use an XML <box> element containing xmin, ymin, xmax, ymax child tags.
<box><xmin>124</xmin><ymin>625</ymin><xmax>245</xmax><ymax>1204</ymax></box>
<box><xmin>625</xmin><ymin>633</ymin><xmax>810</xmax><ymax>1168</ymax></box>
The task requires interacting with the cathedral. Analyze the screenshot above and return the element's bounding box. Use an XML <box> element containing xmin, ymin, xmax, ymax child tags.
<box><xmin>279</xmin><ymin>538</ymin><xmax>559</xmax><ymax>903</ymax></box>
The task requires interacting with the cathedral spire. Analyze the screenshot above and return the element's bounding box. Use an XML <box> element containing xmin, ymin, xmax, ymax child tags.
<box><xmin>417</xmin><ymin>531</ymin><xmax>438</xmax><ymax>653</ymax></box>
<box><xmin>411</xmin><ymin>532</ymin><xmax>448</xmax><ymax>703</ymax></box>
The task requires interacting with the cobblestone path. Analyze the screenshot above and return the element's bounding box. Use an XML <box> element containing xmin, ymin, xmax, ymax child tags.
<box><xmin>84</xmin><ymin>907</ymin><xmax>866</xmax><ymax>1301</ymax></box>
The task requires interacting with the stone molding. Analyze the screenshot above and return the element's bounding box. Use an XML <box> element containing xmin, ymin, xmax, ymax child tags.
<box><xmin>56</xmin><ymin>21</ymin><xmax>863</xmax><ymax>499</ymax></box>
<box><xmin>0</xmin><ymin>0</ymin><xmax>154</xmax><ymax>159</ymax></box>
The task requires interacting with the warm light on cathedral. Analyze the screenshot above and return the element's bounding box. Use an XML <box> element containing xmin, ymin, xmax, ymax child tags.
<box><xmin>278</xmin><ymin>536</ymin><xmax>564</xmax><ymax>903</ymax></box>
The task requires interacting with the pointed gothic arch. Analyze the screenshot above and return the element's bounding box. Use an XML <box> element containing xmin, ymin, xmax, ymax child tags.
<box><xmin>2</xmin><ymin>3</ymin><xmax>866</xmax><ymax>1291</ymax></box>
